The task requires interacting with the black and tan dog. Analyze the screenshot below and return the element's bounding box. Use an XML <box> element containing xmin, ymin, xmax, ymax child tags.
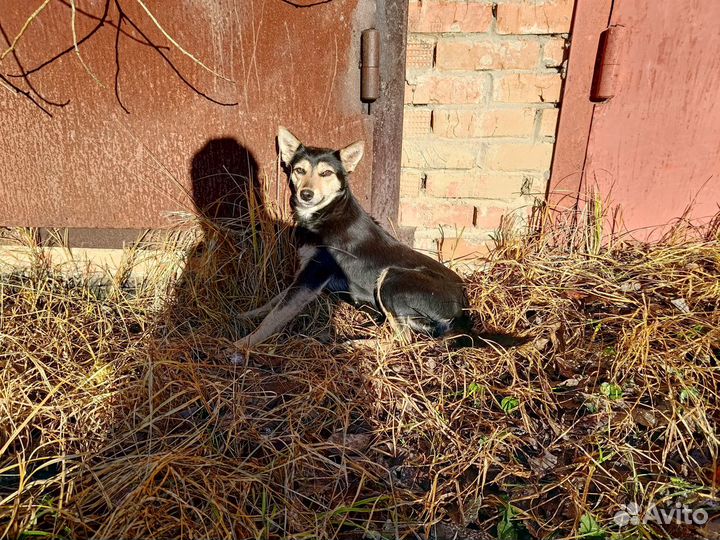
<box><xmin>230</xmin><ymin>127</ymin><xmax>475</xmax><ymax>358</ymax></box>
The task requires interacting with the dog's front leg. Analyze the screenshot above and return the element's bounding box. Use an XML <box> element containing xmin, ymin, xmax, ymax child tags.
<box><xmin>239</xmin><ymin>290</ymin><xmax>287</xmax><ymax>319</ymax></box>
<box><xmin>231</xmin><ymin>259</ymin><xmax>332</xmax><ymax>360</ymax></box>
<box><xmin>233</xmin><ymin>284</ymin><xmax>326</xmax><ymax>350</ymax></box>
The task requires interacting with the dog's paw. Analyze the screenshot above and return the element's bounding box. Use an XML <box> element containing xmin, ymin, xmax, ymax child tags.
<box><xmin>229</xmin><ymin>350</ymin><xmax>246</xmax><ymax>365</ymax></box>
<box><xmin>222</xmin><ymin>338</ymin><xmax>250</xmax><ymax>365</ymax></box>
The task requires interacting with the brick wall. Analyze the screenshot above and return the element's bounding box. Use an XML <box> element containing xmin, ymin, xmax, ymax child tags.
<box><xmin>400</xmin><ymin>0</ymin><xmax>573</xmax><ymax>260</ymax></box>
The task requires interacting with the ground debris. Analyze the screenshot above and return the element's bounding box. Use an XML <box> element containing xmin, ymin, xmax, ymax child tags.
<box><xmin>1</xmin><ymin>216</ymin><xmax>719</xmax><ymax>539</ymax></box>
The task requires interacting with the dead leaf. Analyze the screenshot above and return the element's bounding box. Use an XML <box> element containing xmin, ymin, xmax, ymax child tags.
<box><xmin>327</xmin><ymin>432</ymin><xmax>373</xmax><ymax>452</ymax></box>
<box><xmin>530</xmin><ymin>450</ymin><xmax>558</xmax><ymax>475</ymax></box>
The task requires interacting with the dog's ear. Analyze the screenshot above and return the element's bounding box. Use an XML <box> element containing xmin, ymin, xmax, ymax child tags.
<box><xmin>278</xmin><ymin>126</ymin><xmax>302</xmax><ymax>165</ymax></box>
<box><xmin>339</xmin><ymin>141</ymin><xmax>364</xmax><ymax>173</ymax></box>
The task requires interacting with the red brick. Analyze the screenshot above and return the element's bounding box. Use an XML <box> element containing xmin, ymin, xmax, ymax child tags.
<box><xmin>435</xmin><ymin>39</ymin><xmax>540</xmax><ymax>70</ymax></box>
<box><xmin>473</xmin><ymin>206</ymin><xmax>508</xmax><ymax>229</ymax></box>
<box><xmin>401</xmin><ymin>139</ymin><xmax>480</xmax><ymax>168</ymax></box>
<box><xmin>539</xmin><ymin>108</ymin><xmax>559</xmax><ymax>137</ymax></box>
<box><xmin>404</xmin><ymin>82</ymin><xmax>414</xmax><ymax>104</ymax></box>
<box><xmin>425</xmin><ymin>170</ymin><xmax>525</xmax><ymax>199</ymax></box>
<box><xmin>431</xmin><ymin>109</ymin><xmax>480</xmax><ymax>138</ymax></box>
<box><xmin>543</xmin><ymin>37</ymin><xmax>566</xmax><ymax>67</ymax></box>
<box><xmin>400</xmin><ymin>169</ymin><xmax>423</xmax><ymax>197</ymax></box>
<box><xmin>493</xmin><ymin>73</ymin><xmax>563</xmax><ymax>103</ymax></box>
<box><xmin>399</xmin><ymin>199</ymin><xmax>477</xmax><ymax>227</ymax></box>
<box><xmin>496</xmin><ymin>0</ymin><xmax>574</xmax><ymax>35</ymax></box>
<box><xmin>409</xmin><ymin>74</ymin><xmax>490</xmax><ymax>104</ymax></box>
<box><xmin>485</xmin><ymin>142</ymin><xmax>554</xmax><ymax>172</ymax></box>
<box><xmin>439</xmin><ymin>236</ymin><xmax>491</xmax><ymax>261</ymax></box>
<box><xmin>406</xmin><ymin>39</ymin><xmax>435</xmax><ymax>70</ymax></box>
<box><xmin>432</xmin><ymin>108</ymin><xmax>535</xmax><ymax>138</ymax></box>
<box><xmin>403</xmin><ymin>108</ymin><xmax>432</xmax><ymax>136</ymax></box>
<box><xmin>482</xmin><ymin>108</ymin><xmax>536</xmax><ymax>137</ymax></box>
<box><xmin>408</xmin><ymin>2</ymin><xmax>493</xmax><ymax>33</ymax></box>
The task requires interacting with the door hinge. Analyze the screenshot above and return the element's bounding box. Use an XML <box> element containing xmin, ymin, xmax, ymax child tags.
<box><xmin>361</xmin><ymin>28</ymin><xmax>381</xmax><ymax>106</ymax></box>
<box><xmin>590</xmin><ymin>25</ymin><xmax>625</xmax><ymax>102</ymax></box>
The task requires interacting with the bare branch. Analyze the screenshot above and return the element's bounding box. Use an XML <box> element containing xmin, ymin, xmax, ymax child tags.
<box><xmin>134</xmin><ymin>0</ymin><xmax>233</xmax><ymax>82</ymax></box>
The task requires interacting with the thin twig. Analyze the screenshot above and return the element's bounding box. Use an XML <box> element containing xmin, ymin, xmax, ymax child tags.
<box><xmin>281</xmin><ymin>0</ymin><xmax>333</xmax><ymax>7</ymax></box>
<box><xmin>134</xmin><ymin>0</ymin><xmax>233</xmax><ymax>82</ymax></box>
<box><xmin>0</xmin><ymin>0</ymin><xmax>52</xmax><ymax>62</ymax></box>
<box><xmin>0</xmin><ymin>72</ymin><xmax>53</xmax><ymax>116</ymax></box>
<box><xmin>71</xmin><ymin>0</ymin><xmax>107</xmax><ymax>87</ymax></box>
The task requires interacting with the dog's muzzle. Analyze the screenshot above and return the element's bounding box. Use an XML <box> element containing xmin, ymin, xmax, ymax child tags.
<box><xmin>296</xmin><ymin>189</ymin><xmax>324</xmax><ymax>209</ymax></box>
<box><xmin>299</xmin><ymin>189</ymin><xmax>314</xmax><ymax>202</ymax></box>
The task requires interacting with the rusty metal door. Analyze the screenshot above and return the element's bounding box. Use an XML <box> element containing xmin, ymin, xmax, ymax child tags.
<box><xmin>0</xmin><ymin>0</ymin><xmax>406</xmax><ymax>237</ymax></box>
<box><xmin>551</xmin><ymin>0</ymin><xmax>720</xmax><ymax>240</ymax></box>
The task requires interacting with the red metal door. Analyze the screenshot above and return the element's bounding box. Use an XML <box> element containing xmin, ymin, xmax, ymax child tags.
<box><xmin>551</xmin><ymin>0</ymin><xmax>720</xmax><ymax>240</ymax></box>
<box><xmin>0</xmin><ymin>1</ymin><xmax>405</xmax><ymax>233</ymax></box>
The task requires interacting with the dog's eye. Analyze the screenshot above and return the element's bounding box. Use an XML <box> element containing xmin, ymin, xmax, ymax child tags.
<box><xmin>319</xmin><ymin>170</ymin><xmax>335</xmax><ymax>178</ymax></box>
<box><xmin>293</xmin><ymin>167</ymin><xmax>306</xmax><ymax>175</ymax></box>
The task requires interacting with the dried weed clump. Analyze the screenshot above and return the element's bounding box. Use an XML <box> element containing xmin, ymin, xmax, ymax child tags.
<box><xmin>1</xmin><ymin>210</ymin><xmax>719</xmax><ymax>540</ymax></box>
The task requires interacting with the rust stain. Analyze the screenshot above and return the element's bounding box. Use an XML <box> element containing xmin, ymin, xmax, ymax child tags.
<box><xmin>0</xmin><ymin>0</ymin><xmax>375</xmax><ymax>229</ymax></box>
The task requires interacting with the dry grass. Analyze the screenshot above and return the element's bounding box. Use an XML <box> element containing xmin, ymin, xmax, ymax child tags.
<box><xmin>1</xmin><ymin>206</ymin><xmax>719</xmax><ymax>540</ymax></box>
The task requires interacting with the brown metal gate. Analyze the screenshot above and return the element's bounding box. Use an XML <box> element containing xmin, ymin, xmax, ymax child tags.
<box><xmin>550</xmin><ymin>0</ymin><xmax>720</xmax><ymax>240</ymax></box>
<box><xmin>0</xmin><ymin>0</ymin><xmax>406</xmax><ymax>239</ymax></box>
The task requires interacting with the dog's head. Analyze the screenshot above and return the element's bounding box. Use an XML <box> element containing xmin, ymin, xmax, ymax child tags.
<box><xmin>277</xmin><ymin>126</ymin><xmax>364</xmax><ymax>220</ymax></box>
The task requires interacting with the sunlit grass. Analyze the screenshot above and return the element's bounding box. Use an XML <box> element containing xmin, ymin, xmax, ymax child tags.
<box><xmin>1</xmin><ymin>204</ymin><xmax>718</xmax><ymax>539</ymax></box>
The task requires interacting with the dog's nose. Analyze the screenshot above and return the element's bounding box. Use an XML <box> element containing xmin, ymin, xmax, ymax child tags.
<box><xmin>299</xmin><ymin>189</ymin><xmax>314</xmax><ymax>202</ymax></box>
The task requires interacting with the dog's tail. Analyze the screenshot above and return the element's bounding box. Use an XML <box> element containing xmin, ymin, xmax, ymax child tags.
<box><xmin>445</xmin><ymin>331</ymin><xmax>531</xmax><ymax>350</ymax></box>
<box><xmin>447</xmin><ymin>313</ymin><xmax>530</xmax><ymax>349</ymax></box>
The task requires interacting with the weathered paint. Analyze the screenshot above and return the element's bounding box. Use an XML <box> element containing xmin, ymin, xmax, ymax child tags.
<box><xmin>583</xmin><ymin>0</ymin><xmax>720</xmax><ymax>240</ymax></box>
<box><xmin>0</xmin><ymin>0</ymin><xmax>402</xmax><ymax>230</ymax></box>
<box><xmin>551</xmin><ymin>0</ymin><xmax>720</xmax><ymax>240</ymax></box>
<box><xmin>370</xmin><ymin>0</ymin><xmax>407</xmax><ymax>231</ymax></box>
<box><xmin>548</xmin><ymin>0</ymin><xmax>612</xmax><ymax>213</ymax></box>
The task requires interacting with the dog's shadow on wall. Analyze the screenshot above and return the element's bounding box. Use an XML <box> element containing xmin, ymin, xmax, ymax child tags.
<box><xmin>170</xmin><ymin>138</ymin><xmax>287</xmax><ymax>346</ymax></box>
<box><xmin>190</xmin><ymin>137</ymin><xmax>261</xmax><ymax>224</ymax></box>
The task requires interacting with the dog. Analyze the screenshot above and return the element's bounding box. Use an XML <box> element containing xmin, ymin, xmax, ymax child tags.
<box><xmin>230</xmin><ymin>126</ymin><xmax>476</xmax><ymax>357</ymax></box>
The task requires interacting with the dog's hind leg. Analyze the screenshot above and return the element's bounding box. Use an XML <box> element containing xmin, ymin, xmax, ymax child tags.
<box><xmin>375</xmin><ymin>267</ymin><xmax>468</xmax><ymax>337</ymax></box>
